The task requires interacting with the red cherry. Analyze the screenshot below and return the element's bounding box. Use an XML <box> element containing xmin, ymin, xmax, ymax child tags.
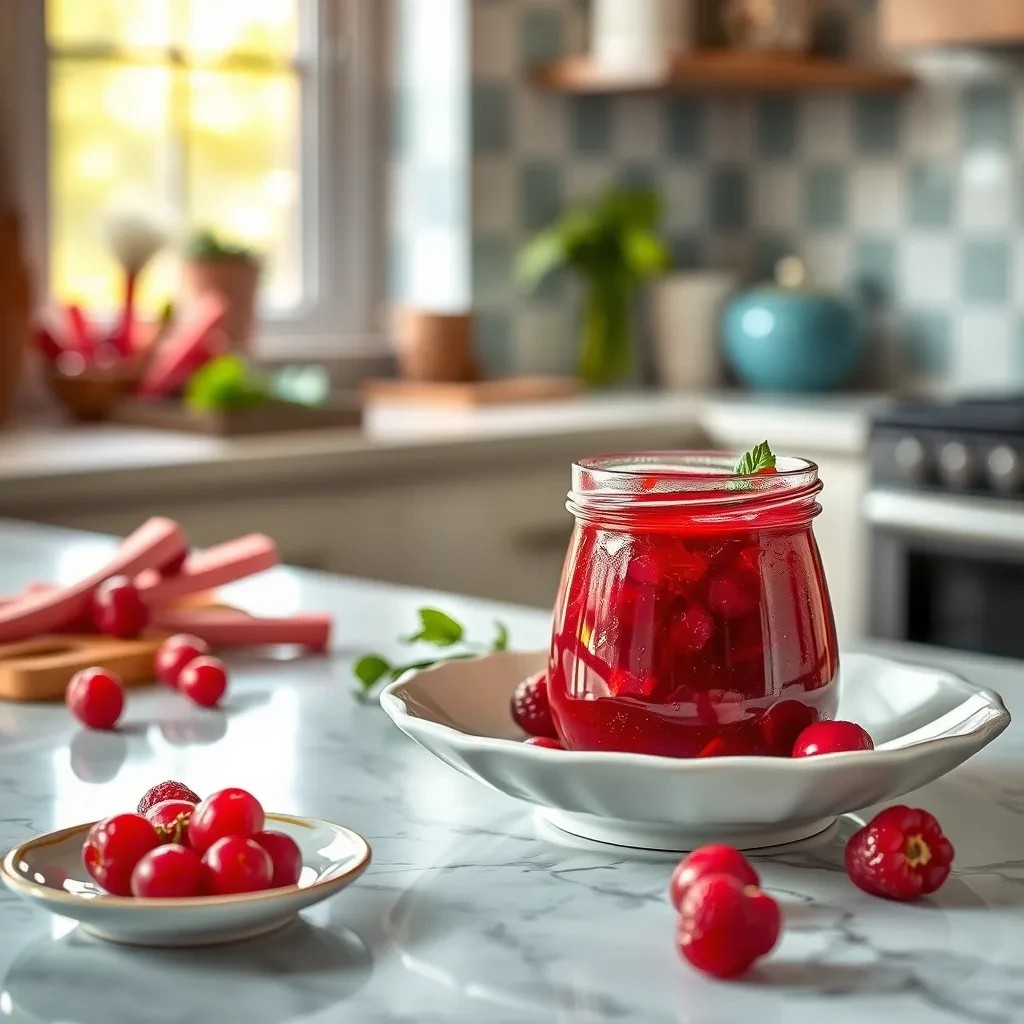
<box><xmin>669</xmin><ymin>844</ymin><xmax>759</xmax><ymax>911</ymax></box>
<box><xmin>137</xmin><ymin>780</ymin><xmax>200</xmax><ymax>815</ymax></box>
<box><xmin>154</xmin><ymin>634</ymin><xmax>210</xmax><ymax>688</ymax></box>
<box><xmin>845</xmin><ymin>805</ymin><xmax>954</xmax><ymax>901</ymax></box>
<box><xmin>669</xmin><ymin>602</ymin><xmax>714</xmax><ymax>653</ymax></box>
<box><xmin>92</xmin><ymin>576</ymin><xmax>148</xmax><ymax>638</ymax></box>
<box><xmin>178</xmin><ymin>656</ymin><xmax>228</xmax><ymax>708</ymax></box>
<box><xmin>510</xmin><ymin>672</ymin><xmax>557</xmax><ymax>739</ymax></box>
<box><xmin>188</xmin><ymin>787</ymin><xmax>265</xmax><ymax>854</ymax></box>
<box><xmin>792</xmin><ymin>720</ymin><xmax>873</xmax><ymax>757</ymax></box>
<box><xmin>82</xmin><ymin>813</ymin><xmax>160</xmax><ymax>896</ymax></box>
<box><xmin>676</xmin><ymin>873</ymin><xmax>781</xmax><ymax>979</ymax></box>
<box><xmin>145</xmin><ymin>799</ymin><xmax>195</xmax><ymax>846</ymax></box>
<box><xmin>524</xmin><ymin>736</ymin><xmax>563</xmax><ymax>749</ymax></box>
<box><xmin>252</xmin><ymin>830</ymin><xmax>303</xmax><ymax>888</ymax></box>
<box><xmin>201</xmin><ymin>835</ymin><xmax>273</xmax><ymax>895</ymax></box>
<box><xmin>130</xmin><ymin>844</ymin><xmax>203</xmax><ymax>898</ymax></box>
<box><xmin>65</xmin><ymin>667</ymin><xmax>124</xmax><ymax>730</ymax></box>
<box><xmin>760</xmin><ymin>700</ymin><xmax>817</xmax><ymax>757</ymax></box>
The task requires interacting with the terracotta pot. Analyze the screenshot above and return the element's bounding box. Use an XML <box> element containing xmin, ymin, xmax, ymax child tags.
<box><xmin>393</xmin><ymin>309</ymin><xmax>478</xmax><ymax>382</ymax></box>
<box><xmin>181</xmin><ymin>258</ymin><xmax>259</xmax><ymax>353</ymax></box>
<box><xmin>0</xmin><ymin>213</ymin><xmax>29</xmax><ymax>426</ymax></box>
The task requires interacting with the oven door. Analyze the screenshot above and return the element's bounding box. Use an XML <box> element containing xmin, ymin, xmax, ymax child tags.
<box><xmin>864</xmin><ymin>489</ymin><xmax>1024</xmax><ymax>658</ymax></box>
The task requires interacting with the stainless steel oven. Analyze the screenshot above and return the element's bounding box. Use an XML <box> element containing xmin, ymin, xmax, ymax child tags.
<box><xmin>866</xmin><ymin>396</ymin><xmax>1024</xmax><ymax>658</ymax></box>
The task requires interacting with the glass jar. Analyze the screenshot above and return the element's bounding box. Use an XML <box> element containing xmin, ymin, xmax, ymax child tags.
<box><xmin>548</xmin><ymin>452</ymin><xmax>839</xmax><ymax>758</ymax></box>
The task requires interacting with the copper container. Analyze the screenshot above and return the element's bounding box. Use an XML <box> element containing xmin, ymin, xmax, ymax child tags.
<box><xmin>393</xmin><ymin>309</ymin><xmax>478</xmax><ymax>383</ymax></box>
<box><xmin>181</xmin><ymin>257</ymin><xmax>260</xmax><ymax>353</ymax></box>
<box><xmin>0</xmin><ymin>213</ymin><xmax>30</xmax><ymax>426</ymax></box>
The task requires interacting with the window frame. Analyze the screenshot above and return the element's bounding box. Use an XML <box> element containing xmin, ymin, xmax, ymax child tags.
<box><xmin>18</xmin><ymin>0</ymin><xmax>387</xmax><ymax>360</ymax></box>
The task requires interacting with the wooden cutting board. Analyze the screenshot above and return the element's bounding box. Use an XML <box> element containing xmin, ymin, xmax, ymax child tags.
<box><xmin>0</xmin><ymin>632</ymin><xmax>169</xmax><ymax>702</ymax></box>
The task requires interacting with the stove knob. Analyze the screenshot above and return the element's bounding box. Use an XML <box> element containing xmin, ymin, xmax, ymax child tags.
<box><xmin>986</xmin><ymin>445</ymin><xmax>1023</xmax><ymax>493</ymax></box>
<box><xmin>937</xmin><ymin>441</ymin><xmax>974</xmax><ymax>489</ymax></box>
<box><xmin>893</xmin><ymin>436</ymin><xmax>927</xmax><ymax>482</ymax></box>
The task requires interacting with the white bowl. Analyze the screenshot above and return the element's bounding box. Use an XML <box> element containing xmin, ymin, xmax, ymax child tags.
<box><xmin>381</xmin><ymin>650</ymin><xmax>1009</xmax><ymax>852</ymax></box>
<box><xmin>0</xmin><ymin>814</ymin><xmax>371</xmax><ymax>947</ymax></box>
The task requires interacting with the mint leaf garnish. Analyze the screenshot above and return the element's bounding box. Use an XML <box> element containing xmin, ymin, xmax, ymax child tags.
<box><xmin>354</xmin><ymin>611</ymin><xmax>512</xmax><ymax>699</ymax></box>
<box><xmin>404</xmin><ymin>607</ymin><xmax>464</xmax><ymax>647</ymax></box>
<box><xmin>735</xmin><ymin>441</ymin><xmax>776</xmax><ymax>475</ymax></box>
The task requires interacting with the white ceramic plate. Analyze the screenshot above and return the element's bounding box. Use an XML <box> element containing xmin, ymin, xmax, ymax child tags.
<box><xmin>0</xmin><ymin>814</ymin><xmax>371</xmax><ymax>947</ymax></box>
<box><xmin>381</xmin><ymin>650</ymin><xmax>1009</xmax><ymax>851</ymax></box>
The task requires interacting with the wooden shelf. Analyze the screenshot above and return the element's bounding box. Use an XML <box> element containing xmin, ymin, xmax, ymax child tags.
<box><xmin>531</xmin><ymin>50</ymin><xmax>915</xmax><ymax>95</ymax></box>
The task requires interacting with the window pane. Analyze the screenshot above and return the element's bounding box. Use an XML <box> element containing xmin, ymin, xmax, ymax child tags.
<box><xmin>186</xmin><ymin>69</ymin><xmax>302</xmax><ymax>310</ymax></box>
<box><xmin>49</xmin><ymin>59</ymin><xmax>180</xmax><ymax>314</ymax></box>
<box><xmin>183</xmin><ymin>1</ymin><xmax>298</xmax><ymax>60</ymax></box>
<box><xmin>47</xmin><ymin>0</ymin><xmax>172</xmax><ymax>51</ymax></box>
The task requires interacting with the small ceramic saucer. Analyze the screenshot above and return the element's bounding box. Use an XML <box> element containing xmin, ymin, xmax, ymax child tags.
<box><xmin>381</xmin><ymin>649</ymin><xmax>1009</xmax><ymax>852</ymax></box>
<box><xmin>1</xmin><ymin>814</ymin><xmax>371</xmax><ymax>947</ymax></box>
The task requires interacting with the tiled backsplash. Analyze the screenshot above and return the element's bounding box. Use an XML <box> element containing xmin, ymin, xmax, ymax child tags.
<box><xmin>465</xmin><ymin>0</ymin><xmax>1024</xmax><ymax>389</ymax></box>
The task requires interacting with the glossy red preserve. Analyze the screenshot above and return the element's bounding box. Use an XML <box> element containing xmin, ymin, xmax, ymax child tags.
<box><xmin>547</xmin><ymin>453</ymin><xmax>839</xmax><ymax>758</ymax></box>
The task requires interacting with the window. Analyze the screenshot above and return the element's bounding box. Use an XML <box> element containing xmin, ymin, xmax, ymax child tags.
<box><xmin>33</xmin><ymin>0</ymin><xmax>383</xmax><ymax>354</ymax></box>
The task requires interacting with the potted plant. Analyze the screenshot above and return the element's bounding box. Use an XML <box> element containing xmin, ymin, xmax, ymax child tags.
<box><xmin>181</xmin><ymin>230</ymin><xmax>260</xmax><ymax>353</ymax></box>
<box><xmin>518</xmin><ymin>187</ymin><xmax>670</xmax><ymax>388</ymax></box>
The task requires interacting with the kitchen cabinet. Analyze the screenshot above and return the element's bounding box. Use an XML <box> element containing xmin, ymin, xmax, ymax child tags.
<box><xmin>881</xmin><ymin>0</ymin><xmax>1024</xmax><ymax>47</ymax></box>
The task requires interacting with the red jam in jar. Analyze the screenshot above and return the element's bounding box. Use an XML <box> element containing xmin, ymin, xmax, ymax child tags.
<box><xmin>548</xmin><ymin>453</ymin><xmax>839</xmax><ymax>757</ymax></box>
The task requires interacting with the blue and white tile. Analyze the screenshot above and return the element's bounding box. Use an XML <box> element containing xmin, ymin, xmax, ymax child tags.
<box><xmin>514</xmin><ymin>304</ymin><xmax>577</xmax><ymax>376</ymax></box>
<box><xmin>801</xmin><ymin>96</ymin><xmax>854</xmax><ymax>160</ymax></box>
<box><xmin>903</xmin><ymin>85</ymin><xmax>960</xmax><ymax>159</ymax></box>
<box><xmin>472</xmin><ymin>157</ymin><xmax>517</xmax><ymax>233</ymax></box>
<box><xmin>801</xmin><ymin>233</ymin><xmax>852</xmax><ymax>290</ymax></box>
<box><xmin>706</xmin><ymin>99</ymin><xmax>754</xmax><ymax>160</ymax></box>
<box><xmin>564</xmin><ymin>159</ymin><xmax>615</xmax><ymax>205</ymax></box>
<box><xmin>614</xmin><ymin>95</ymin><xmax>665</xmax><ymax>164</ymax></box>
<box><xmin>514</xmin><ymin>88</ymin><xmax>568</xmax><ymax>158</ymax></box>
<box><xmin>662</xmin><ymin>164</ymin><xmax>703</xmax><ymax>230</ymax></box>
<box><xmin>850</xmin><ymin>164</ymin><xmax>903</xmax><ymax>231</ymax></box>
<box><xmin>900</xmin><ymin>235</ymin><xmax>956</xmax><ymax>307</ymax></box>
<box><xmin>471</xmin><ymin>0</ymin><xmax>516</xmax><ymax>77</ymax></box>
<box><xmin>752</xmin><ymin>167</ymin><xmax>801</xmax><ymax>230</ymax></box>
<box><xmin>959</xmin><ymin>153</ymin><xmax>1015</xmax><ymax>231</ymax></box>
<box><xmin>953</xmin><ymin>311</ymin><xmax>1016</xmax><ymax>389</ymax></box>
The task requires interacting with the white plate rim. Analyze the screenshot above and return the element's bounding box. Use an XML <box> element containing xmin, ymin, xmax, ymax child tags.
<box><xmin>0</xmin><ymin>813</ymin><xmax>372</xmax><ymax>910</ymax></box>
<box><xmin>380</xmin><ymin>649</ymin><xmax>1010</xmax><ymax>771</ymax></box>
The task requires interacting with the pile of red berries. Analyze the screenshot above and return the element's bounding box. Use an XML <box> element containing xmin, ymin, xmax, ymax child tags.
<box><xmin>84</xmin><ymin>781</ymin><xmax>303</xmax><ymax>898</ymax></box>
<box><xmin>65</xmin><ymin>633</ymin><xmax>229</xmax><ymax>731</ymax></box>
<box><xmin>671</xmin><ymin>806</ymin><xmax>954</xmax><ymax>979</ymax></box>
<box><xmin>511</xmin><ymin>671</ymin><xmax>874</xmax><ymax>758</ymax></box>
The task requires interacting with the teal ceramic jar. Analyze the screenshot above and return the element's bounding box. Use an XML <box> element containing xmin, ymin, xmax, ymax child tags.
<box><xmin>722</xmin><ymin>259</ymin><xmax>863</xmax><ymax>392</ymax></box>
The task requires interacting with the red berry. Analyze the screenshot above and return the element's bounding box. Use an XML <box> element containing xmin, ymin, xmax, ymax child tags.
<box><xmin>669</xmin><ymin>844</ymin><xmax>759</xmax><ymax>911</ymax></box>
<box><xmin>252</xmin><ymin>830</ymin><xmax>303</xmax><ymax>888</ymax></box>
<box><xmin>178</xmin><ymin>656</ymin><xmax>228</xmax><ymax>708</ymax></box>
<box><xmin>792</xmin><ymin>720</ymin><xmax>873</xmax><ymax>757</ymax></box>
<box><xmin>154</xmin><ymin>634</ymin><xmax>210</xmax><ymax>688</ymax></box>
<box><xmin>524</xmin><ymin>736</ymin><xmax>563</xmax><ymax>749</ymax></box>
<box><xmin>201</xmin><ymin>835</ymin><xmax>273</xmax><ymax>895</ymax></box>
<box><xmin>669</xmin><ymin>602</ymin><xmax>715</xmax><ymax>652</ymax></box>
<box><xmin>66</xmin><ymin>667</ymin><xmax>124</xmax><ymax>730</ymax></box>
<box><xmin>511</xmin><ymin>672</ymin><xmax>557</xmax><ymax>739</ymax></box>
<box><xmin>92</xmin><ymin>576</ymin><xmax>148</xmax><ymax>638</ymax></box>
<box><xmin>676</xmin><ymin>873</ymin><xmax>781</xmax><ymax>979</ymax></box>
<box><xmin>82</xmin><ymin>813</ymin><xmax>161</xmax><ymax>896</ymax></box>
<box><xmin>145</xmin><ymin>799</ymin><xmax>195</xmax><ymax>846</ymax></box>
<box><xmin>845</xmin><ymin>805</ymin><xmax>954</xmax><ymax>901</ymax></box>
<box><xmin>607</xmin><ymin>667</ymin><xmax>656</xmax><ymax>698</ymax></box>
<box><xmin>188</xmin><ymin>787</ymin><xmax>265</xmax><ymax>854</ymax></box>
<box><xmin>760</xmin><ymin>700</ymin><xmax>816</xmax><ymax>757</ymax></box>
<box><xmin>137</xmin><ymin>780</ymin><xmax>201</xmax><ymax>815</ymax></box>
<box><xmin>706</xmin><ymin>573</ymin><xmax>758</xmax><ymax>620</ymax></box>
<box><xmin>130</xmin><ymin>844</ymin><xmax>203</xmax><ymax>898</ymax></box>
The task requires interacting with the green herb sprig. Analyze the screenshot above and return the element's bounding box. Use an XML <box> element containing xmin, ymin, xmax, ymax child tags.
<box><xmin>734</xmin><ymin>441</ymin><xmax>776</xmax><ymax>475</ymax></box>
<box><xmin>353</xmin><ymin>607</ymin><xmax>509</xmax><ymax>700</ymax></box>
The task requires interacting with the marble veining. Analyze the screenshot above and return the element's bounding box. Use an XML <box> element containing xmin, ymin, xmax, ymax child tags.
<box><xmin>0</xmin><ymin>522</ymin><xmax>1022</xmax><ymax>1023</ymax></box>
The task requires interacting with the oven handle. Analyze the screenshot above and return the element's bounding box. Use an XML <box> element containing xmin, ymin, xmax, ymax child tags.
<box><xmin>863</xmin><ymin>489</ymin><xmax>1024</xmax><ymax>549</ymax></box>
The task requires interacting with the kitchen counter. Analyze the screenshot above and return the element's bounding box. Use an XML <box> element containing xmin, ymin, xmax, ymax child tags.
<box><xmin>0</xmin><ymin>521</ymin><xmax>1022</xmax><ymax>1024</ymax></box>
<box><xmin>0</xmin><ymin>391</ymin><xmax>882</xmax><ymax>504</ymax></box>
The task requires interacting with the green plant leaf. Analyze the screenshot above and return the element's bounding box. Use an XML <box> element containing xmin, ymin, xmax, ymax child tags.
<box><xmin>388</xmin><ymin>651</ymin><xmax>477</xmax><ymax>681</ymax></box>
<box><xmin>735</xmin><ymin>441</ymin><xmax>777</xmax><ymax>475</ymax></box>
<box><xmin>623</xmin><ymin>228</ymin><xmax>671</xmax><ymax>278</ymax></box>
<box><xmin>353</xmin><ymin>654</ymin><xmax>392</xmax><ymax>691</ymax></box>
<box><xmin>600</xmin><ymin>188</ymin><xmax>661</xmax><ymax>228</ymax></box>
<box><xmin>493</xmin><ymin>621</ymin><xmax>509</xmax><ymax>652</ymax></box>
<box><xmin>184</xmin><ymin>354</ymin><xmax>271</xmax><ymax>413</ymax></box>
<box><xmin>517</xmin><ymin>228</ymin><xmax>568</xmax><ymax>289</ymax></box>
<box><xmin>405</xmin><ymin>607</ymin><xmax>464</xmax><ymax>647</ymax></box>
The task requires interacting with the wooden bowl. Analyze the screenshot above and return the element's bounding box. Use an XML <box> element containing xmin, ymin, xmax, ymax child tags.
<box><xmin>46</xmin><ymin>360</ymin><xmax>138</xmax><ymax>422</ymax></box>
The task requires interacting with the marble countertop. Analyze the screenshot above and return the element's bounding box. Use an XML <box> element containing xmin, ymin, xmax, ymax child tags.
<box><xmin>1</xmin><ymin>521</ymin><xmax>1020</xmax><ymax>1024</ymax></box>
<box><xmin>0</xmin><ymin>391</ymin><xmax>882</xmax><ymax>501</ymax></box>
